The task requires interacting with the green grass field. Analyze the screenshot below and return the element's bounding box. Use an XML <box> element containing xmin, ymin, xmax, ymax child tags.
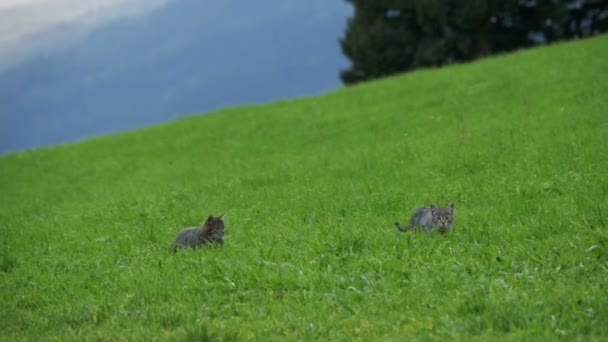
<box><xmin>1</xmin><ymin>35</ymin><xmax>607</xmax><ymax>340</ymax></box>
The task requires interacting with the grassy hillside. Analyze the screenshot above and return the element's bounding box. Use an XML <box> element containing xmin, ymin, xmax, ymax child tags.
<box><xmin>1</xmin><ymin>35</ymin><xmax>607</xmax><ymax>340</ymax></box>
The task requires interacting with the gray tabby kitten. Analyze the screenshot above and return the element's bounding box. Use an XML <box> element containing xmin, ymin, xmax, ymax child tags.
<box><xmin>394</xmin><ymin>203</ymin><xmax>455</xmax><ymax>234</ymax></box>
<box><xmin>173</xmin><ymin>214</ymin><xmax>225</xmax><ymax>250</ymax></box>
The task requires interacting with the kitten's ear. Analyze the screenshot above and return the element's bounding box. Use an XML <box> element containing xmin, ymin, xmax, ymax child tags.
<box><xmin>206</xmin><ymin>215</ymin><xmax>213</xmax><ymax>222</ymax></box>
<box><xmin>448</xmin><ymin>202</ymin><xmax>455</xmax><ymax>213</ymax></box>
<box><xmin>218</xmin><ymin>213</ymin><xmax>225</xmax><ymax>220</ymax></box>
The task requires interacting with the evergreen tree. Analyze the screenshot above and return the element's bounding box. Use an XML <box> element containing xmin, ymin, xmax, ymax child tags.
<box><xmin>340</xmin><ymin>0</ymin><xmax>608</xmax><ymax>85</ymax></box>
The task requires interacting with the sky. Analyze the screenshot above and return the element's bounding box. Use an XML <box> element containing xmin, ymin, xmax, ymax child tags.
<box><xmin>0</xmin><ymin>0</ymin><xmax>172</xmax><ymax>73</ymax></box>
<box><xmin>0</xmin><ymin>0</ymin><xmax>352</xmax><ymax>154</ymax></box>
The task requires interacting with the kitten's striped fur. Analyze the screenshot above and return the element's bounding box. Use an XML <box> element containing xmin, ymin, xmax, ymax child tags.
<box><xmin>395</xmin><ymin>203</ymin><xmax>455</xmax><ymax>234</ymax></box>
<box><xmin>173</xmin><ymin>214</ymin><xmax>225</xmax><ymax>250</ymax></box>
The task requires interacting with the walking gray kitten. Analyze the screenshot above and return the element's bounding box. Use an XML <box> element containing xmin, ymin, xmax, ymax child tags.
<box><xmin>394</xmin><ymin>203</ymin><xmax>455</xmax><ymax>234</ymax></box>
<box><xmin>173</xmin><ymin>214</ymin><xmax>225</xmax><ymax>250</ymax></box>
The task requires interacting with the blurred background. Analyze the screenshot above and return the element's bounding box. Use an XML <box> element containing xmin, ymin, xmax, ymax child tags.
<box><xmin>0</xmin><ymin>0</ymin><xmax>606</xmax><ymax>155</ymax></box>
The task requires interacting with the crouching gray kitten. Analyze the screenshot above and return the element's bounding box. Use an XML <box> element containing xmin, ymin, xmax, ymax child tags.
<box><xmin>173</xmin><ymin>214</ymin><xmax>225</xmax><ymax>250</ymax></box>
<box><xmin>395</xmin><ymin>203</ymin><xmax>455</xmax><ymax>234</ymax></box>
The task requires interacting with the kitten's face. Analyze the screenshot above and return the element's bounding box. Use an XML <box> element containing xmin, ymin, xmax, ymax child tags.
<box><xmin>204</xmin><ymin>214</ymin><xmax>225</xmax><ymax>241</ymax></box>
<box><xmin>431</xmin><ymin>203</ymin><xmax>455</xmax><ymax>229</ymax></box>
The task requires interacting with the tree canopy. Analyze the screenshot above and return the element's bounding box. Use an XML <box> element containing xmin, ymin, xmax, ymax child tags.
<box><xmin>340</xmin><ymin>0</ymin><xmax>608</xmax><ymax>84</ymax></box>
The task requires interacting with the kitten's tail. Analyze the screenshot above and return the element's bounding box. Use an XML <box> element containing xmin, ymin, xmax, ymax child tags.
<box><xmin>394</xmin><ymin>222</ymin><xmax>411</xmax><ymax>232</ymax></box>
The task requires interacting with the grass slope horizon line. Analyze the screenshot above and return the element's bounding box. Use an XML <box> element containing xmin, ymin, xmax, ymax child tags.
<box><xmin>1</xmin><ymin>34</ymin><xmax>605</xmax><ymax>158</ymax></box>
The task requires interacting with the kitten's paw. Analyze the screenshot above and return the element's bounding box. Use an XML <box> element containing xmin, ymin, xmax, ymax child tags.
<box><xmin>395</xmin><ymin>222</ymin><xmax>408</xmax><ymax>232</ymax></box>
